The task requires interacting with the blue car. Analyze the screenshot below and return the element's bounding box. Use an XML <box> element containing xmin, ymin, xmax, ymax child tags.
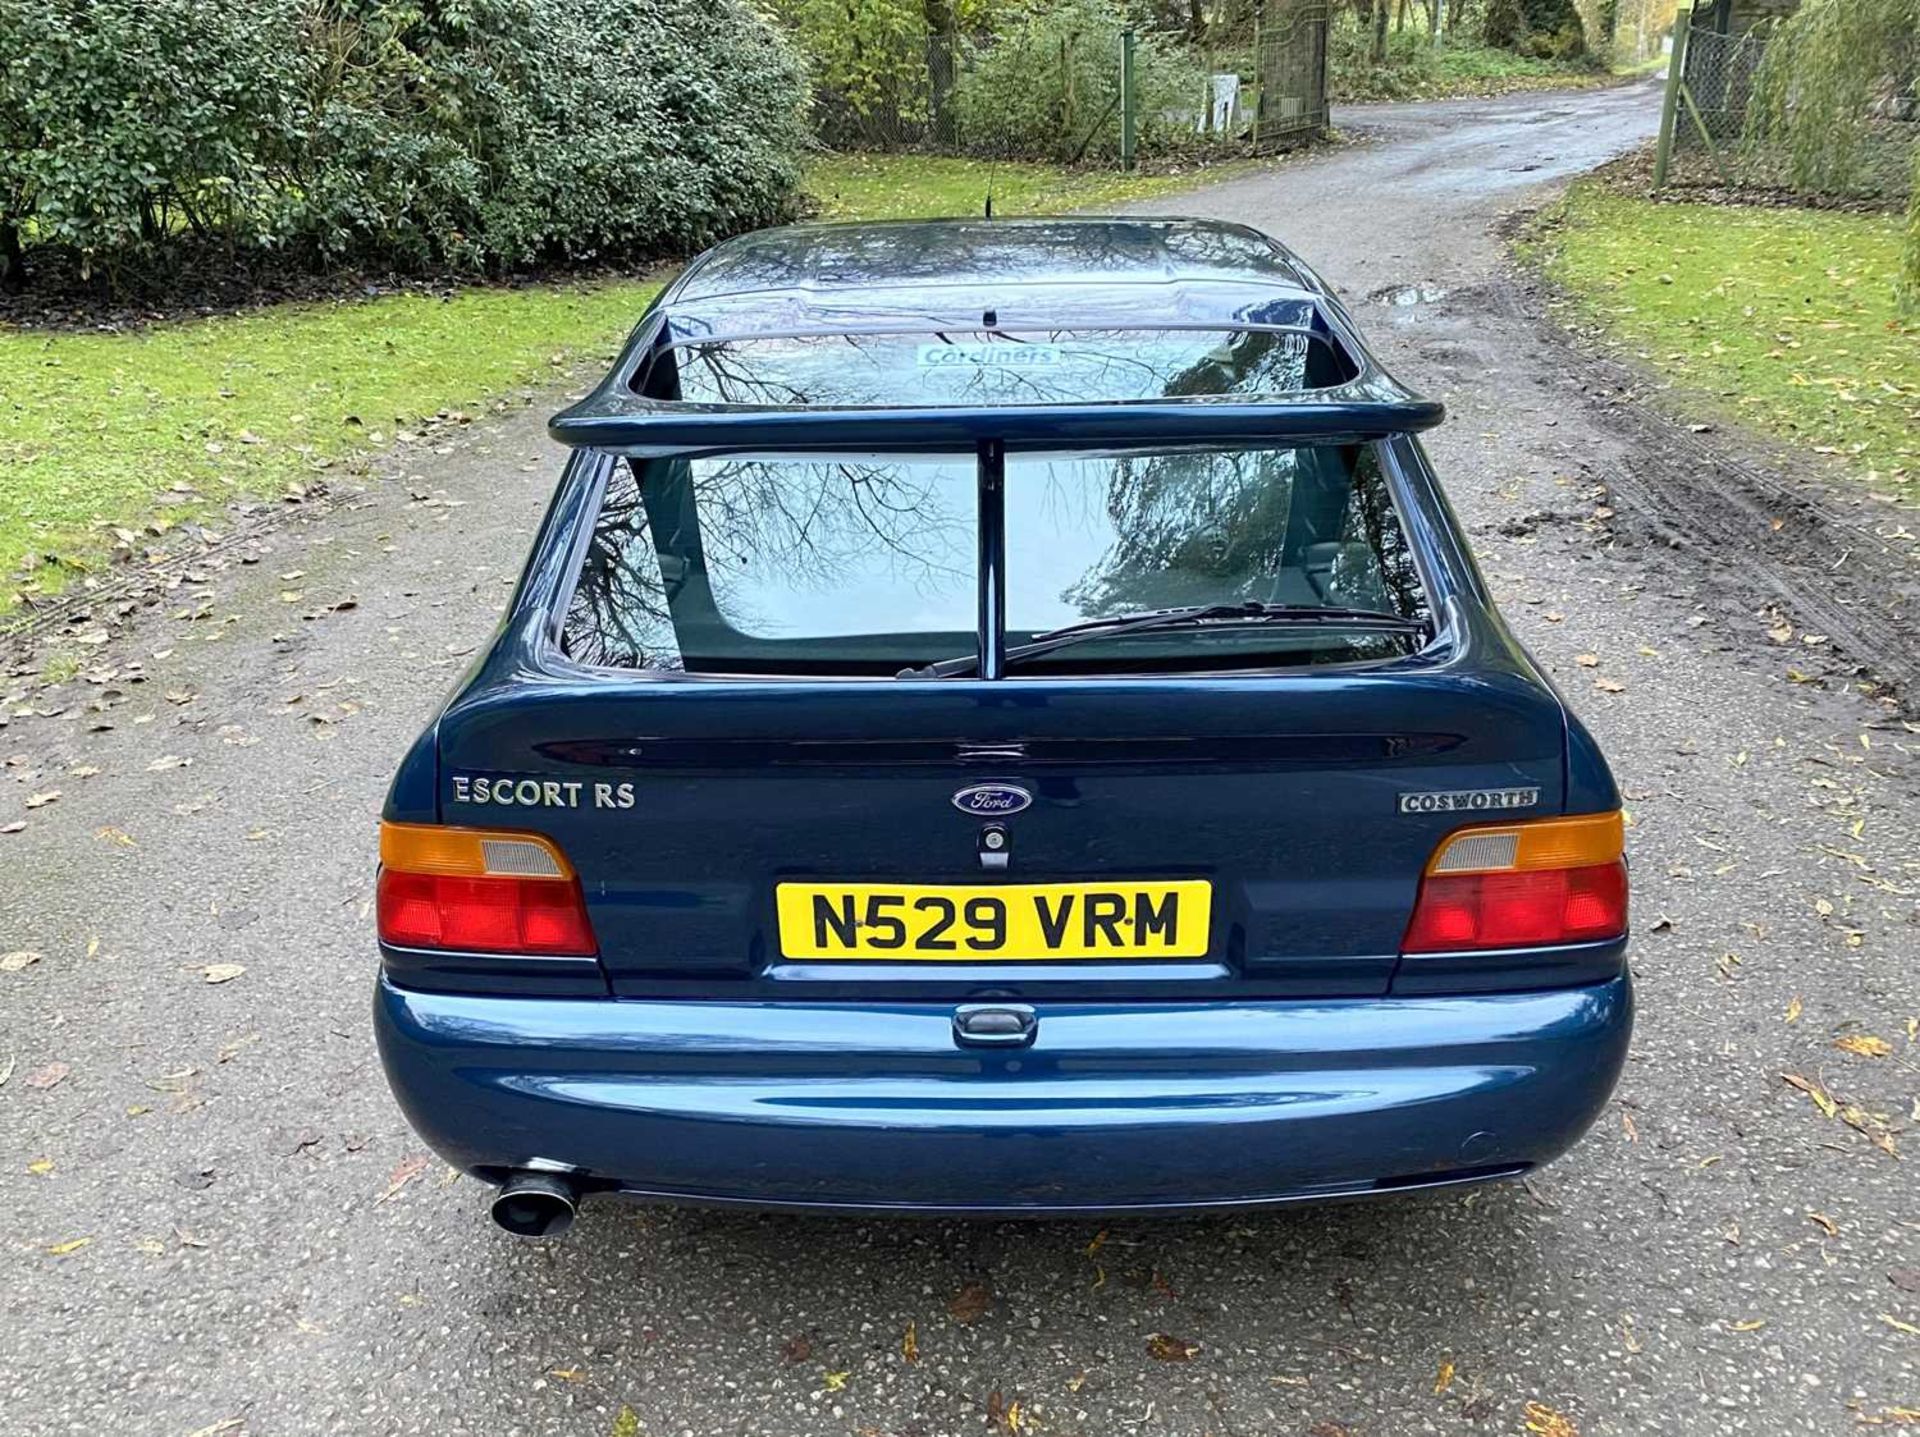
<box><xmin>373</xmin><ymin>218</ymin><xmax>1630</xmax><ymax>1237</ymax></box>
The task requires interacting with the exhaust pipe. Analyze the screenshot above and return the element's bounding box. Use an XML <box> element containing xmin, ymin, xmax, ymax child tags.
<box><xmin>490</xmin><ymin>1171</ymin><xmax>580</xmax><ymax>1238</ymax></box>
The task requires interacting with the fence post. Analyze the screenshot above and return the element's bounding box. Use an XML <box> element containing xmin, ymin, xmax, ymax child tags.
<box><xmin>1119</xmin><ymin>28</ymin><xmax>1137</xmax><ymax>172</ymax></box>
<box><xmin>1652</xmin><ymin>17</ymin><xmax>1689</xmax><ymax>190</ymax></box>
<box><xmin>1250</xmin><ymin>13</ymin><xmax>1262</xmax><ymax>150</ymax></box>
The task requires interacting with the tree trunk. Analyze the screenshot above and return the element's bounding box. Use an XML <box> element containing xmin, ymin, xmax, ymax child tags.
<box><xmin>1371</xmin><ymin>0</ymin><xmax>1390</xmax><ymax>61</ymax></box>
<box><xmin>923</xmin><ymin>0</ymin><xmax>956</xmax><ymax>143</ymax></box>
<box><xmin>1396</xmin><ymin>0</ymin><xmax>1408</xmax><ymax>33</ymax></box>
<box><xmin>0</xmin><ymin>218</ymin><xmax>24</xmax><ymax>295</ymax></box>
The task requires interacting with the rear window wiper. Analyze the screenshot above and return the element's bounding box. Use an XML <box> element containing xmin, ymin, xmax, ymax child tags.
<box><xmin>897</xmin><ymin>602</ymin><xmax>1428</xmax><ymax>679</ymax></box>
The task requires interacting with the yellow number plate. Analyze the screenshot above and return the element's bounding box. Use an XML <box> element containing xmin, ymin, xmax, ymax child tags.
<box><xmin>775</xmin><ymin>881</ymin><xmax>1212</xmax><ymax>961</ymax></box>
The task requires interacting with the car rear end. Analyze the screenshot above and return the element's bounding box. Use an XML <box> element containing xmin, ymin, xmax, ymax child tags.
<box><xmin>371</xmin><ymin>227</ymin><xmax>1630</xmax><ymax>1228</ymax></box>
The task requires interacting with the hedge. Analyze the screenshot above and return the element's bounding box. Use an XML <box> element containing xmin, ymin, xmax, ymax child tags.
<box><xmin>0</xmin><ymin>0</ymin><xmax>809</xmax><ymax>293</ymax></box>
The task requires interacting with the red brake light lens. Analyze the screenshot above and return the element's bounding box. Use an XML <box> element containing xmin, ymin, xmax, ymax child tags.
<box><xmin>1403</xmin><ymin>812</ymin><xmax>1628</xmax><ymax>954</ymax></box>
<box><xmin>1402</xmin><ymin>861</ymin><xmax>1628</xmax><ymax>953</ymax></box>
<box><xmin>376</xmin><ymin>824</ymin><xmax>597</xmax><ymax>957</ymax></box>
<box><xmin>376</xmin><ymin>870</ymin><xmax>598</xmax><ymax>956</ymax></box>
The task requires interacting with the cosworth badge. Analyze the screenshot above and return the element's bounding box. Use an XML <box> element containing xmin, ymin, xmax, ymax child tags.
<box><xmin>1398</xmin><ymin>787</ymin><xmax>1540</xmax><ymax>814</ymax></box>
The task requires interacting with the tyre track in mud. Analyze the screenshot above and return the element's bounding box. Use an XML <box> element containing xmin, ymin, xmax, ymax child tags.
<box><xmin>1488</xmin><ymin>268</ymin><xmax>1920</xmax><ymax>707</ymax></box>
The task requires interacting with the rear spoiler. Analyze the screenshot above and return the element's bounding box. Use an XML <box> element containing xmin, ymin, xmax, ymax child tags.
<box><xmin>549</xmin><ymin>312</ymin><xmax>1444</xmax><ymax>458</ymax></box>
<box><xmin>546</xmin><ymin>309</ymin><xmax>1446</xmax><ymax>681</ymax></box>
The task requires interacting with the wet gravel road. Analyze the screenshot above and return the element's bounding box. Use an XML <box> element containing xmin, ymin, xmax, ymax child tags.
<box><xmin>5</xmin><ymin>84</ymin><xmax>1917</xmax><ymax>1436</ymax></box>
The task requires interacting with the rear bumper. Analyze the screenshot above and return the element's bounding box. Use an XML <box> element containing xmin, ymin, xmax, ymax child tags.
<box><xmin>374</xmin><ymin>975</ymin><xmax>1631</xmax><ymax>1215</ymax></box>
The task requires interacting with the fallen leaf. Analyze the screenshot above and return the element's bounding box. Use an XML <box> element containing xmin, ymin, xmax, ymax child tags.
<box><xmin>1809</xmin><ymin>1213</ymin><xmax>1838</xmax><ymax>1237</ymax></box>
<box><xmin>146</xmin><ymin>755</ymin><xmax>191</xmax><ymax>771</ymax></box>
<box><xmin>548</xmin><ymin>1366</ymin><xmax>586</xmax><ymax>1382</ymax></box>
<box><xmin>1433</xmin><ymin>1358</ymin><xmax>1455</xmax><ymax>1395</ymax></box>
<box><xmin>25</xmin><ymin>789</ymin><xmax>60</xmax><ymax>808</ymax></box>
<box><xmin>27</xmin><ymin>1157</ymin><xmax>53</xmax><ymax>1175</ymax></box>
<box><xmin>1146</xmin><ymin>1332</ymin><xmax>1200</xmax><ymax>1362</ymax></box>
<box><xmin>1889</xmin><ymin>1269</ymin><xmax>1920</xmax><ymax>1294</ymax></box>
<box><xmin>25</xmin><ymin>1061</ymin><xmax>70</xmax><ymax>1090</ymax></box>
<box><xmin>1595</xmin><ymin>677</ymin><xmax>1627</xmax><ymax>694</ymax></box>
<box><xmin>1835</xmin><ymin>1035</ymin><xmax>1893</xmax><ymax>1058</ymax></box>
<box><xmin>1784</xmin><ymin>996</ymin><xmax>1803</xmax><ymax>1023</ymax></box>
<box><xmin>948</xmin><ymin>1279</ymin><xmax>993</xmax><ymax>1324</ymax></box>
<box><xmin>823</xmin><ymin>1370</ymin><xmax>849</xmax><ymax>1393</ymax></box>
<box><xmin>1524</xmin><ymin>1401</ymin><xmax>1579</xmax><ymax>1437</ymax></box>
<box><xmin>1005</xmin><ymin>1399</ymin><xmax>1024</xmax><ymax>1434</ymax></box>
<box><xmin>1575</xmin><ymin>653</ymin><xmax>1600</xmax><ymax>667</ymax></box>
<box><xmin>1782</xmin><ymin>1072</ymin><xmax>1837</xmax><ymax>1119</ymax></box>
<box><xmin>199</xmin><ymin>963</ymin><xmax>245</xmax><ymax>984</ymax></box>
<box><xmin>1</xmin><ymin>950</ymin><xmax>42</xmax><ymax>973</ymax></box>
<box><xmin>1729</xmin><ymin>1318</ymin><xmax>1767</xmax><ymax>1332</ymax></box>
<box><xmin>1881</xmin><ymin>1313</ymin><xmax>1920</xmax><ymax>1336</ymax></box>
<box><xmin>781</xmin><ymin>1334</ymin><xmax>813</xmax><ymax>1364</ymax></box>
<box><xmin>377</xmin><ymin>1154</ymin><xmax>430</xmax><ymax>1202</ymax></box>
<box><xmin>611</xmin><ymin>1406</ymin><xmax>641</xmax><ymax>1437</ymax></box>
<box><xmin>901</xmin><ymin>1319</ymin><xmax>918</xmax><ymax>1364</ymax></box>
<box><xmin>46</xmin><ymin>1236</ymin><xmax>90</xmax><ymax>1256</ymax></box>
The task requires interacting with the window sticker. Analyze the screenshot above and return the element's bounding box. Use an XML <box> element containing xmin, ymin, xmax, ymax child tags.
<box><xmin>916</xmin><ymin>343</ymin><xmax>1064</xmax><ymax>370</ymax></box>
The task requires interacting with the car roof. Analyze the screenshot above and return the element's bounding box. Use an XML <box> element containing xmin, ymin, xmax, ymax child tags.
<box><xmin>550</xmin><ymin>217</ymin><xmax>1446</xmax><ymax>456</ymax></box>
<box><xmin>659</xmin><ymin>217</ymin><xmax>1329</xmax><ymax>338</ymax></box>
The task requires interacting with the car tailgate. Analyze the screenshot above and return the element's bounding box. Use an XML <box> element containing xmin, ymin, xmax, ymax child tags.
<box><xmin>432</xmin><ymin>664</ymin><xmax>1566</xmax><ymax>1000</ymax></box>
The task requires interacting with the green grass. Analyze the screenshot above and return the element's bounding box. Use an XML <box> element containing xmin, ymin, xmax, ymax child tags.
<box><xmin>1331</xmin><ymin>31</ymin><xmax>1611</xmax><ymax>103</ymax></box>
<box><xmin>0</xmin><ymin>281</ymin><xmax>663</xmax><ymax>611</ymax></box>
<box><xmin>0</xmin><ymin>154</ymin><xmax>1246</xmax><ymax>611</ymax></box>
<box><xmin>1533</xmin><ymin>184</ymin><xmax>1918</xmax><ymax>492</ymax></box>
<box><xmin>1610</xmin><ymin>51</ymin><xmax>1670</xmax><ymax>79</ymax></box>
<box><xmin>804</xmin><ymin>153</ymin><xmax>1235</xmax><ymax>223</ymax></box>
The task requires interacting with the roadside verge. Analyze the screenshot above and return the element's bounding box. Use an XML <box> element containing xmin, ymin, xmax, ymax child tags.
<box><xmin>1503</xmin><ymin>185</ymin><xmax>1919</xmax><ymax>708</ymax></box>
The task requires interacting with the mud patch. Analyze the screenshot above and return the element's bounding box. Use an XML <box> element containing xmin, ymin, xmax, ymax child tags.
<box><xmin>1497</xmin><ymin>266</ymin><xmax>1920</xmax><ymax>710</ymax></box>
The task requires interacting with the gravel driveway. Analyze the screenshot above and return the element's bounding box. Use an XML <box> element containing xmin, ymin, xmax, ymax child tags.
<box><xmin>4</xmin><ymin>81</ymin><xmax>1916</xmax><ymax>1437</ymax></box>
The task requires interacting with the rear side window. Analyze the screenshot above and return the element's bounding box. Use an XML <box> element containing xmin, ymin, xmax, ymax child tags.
<box><xmin>561</xmin><ymin>445</ymin><xmax>1429</xmax><ymax>675</ymax></box>
<box><xmin>641</xmin><ymin>327</ymin><xmax>1354</xmax><ymax>407</ymax></box>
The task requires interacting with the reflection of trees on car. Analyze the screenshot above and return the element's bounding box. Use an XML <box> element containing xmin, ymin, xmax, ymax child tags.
<box><xmin>1063</xmin><ymin>445</ymin><xmax>1428</xmax><ymax>624</ymax></box>
<box><xmin>565</xmin><ymin>453</ymin><xmax>971</xmax><ymax>665</ymax></box>
<box><xmin>565</xmin><ymin>461</ymin><xmax>677</xmax><ymax>669</ymax></box>
<box><xmin>666</xmin><ymin>326</ymin><xmax>1319</xmax><ymax>411</ymax></box>
<box><xmin>1062</xmin><ymin>450</ymin><xmax>1297</xmax><ymax>617</ymax></box>
<box><xmin>1059</xmin><ymin>329</ymin><xmax>1356</xmax><ymax>620</ymax></box>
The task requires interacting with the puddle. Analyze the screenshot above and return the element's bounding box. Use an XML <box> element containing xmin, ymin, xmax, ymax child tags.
<box><xmin>1371</xmin><ymin>282</ymin><xmax>1450</xmax><ymax>308</ymax></box>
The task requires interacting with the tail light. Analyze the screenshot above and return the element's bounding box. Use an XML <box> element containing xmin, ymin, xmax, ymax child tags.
<box><xmin>376</xmin><ymin>822</ymin><xmax>597</xmax><ymax>956</ymax></box>
<box><xmin>1403</xmin><ymin>811</ymin><xmax>1627</xmax><ymax>954</ymax></box>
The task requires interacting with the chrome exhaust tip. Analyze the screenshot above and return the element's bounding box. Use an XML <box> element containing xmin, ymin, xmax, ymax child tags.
<box><xmin>489</xmin><ymin>1171</ymin><xmax>579</xmax><ymax>1238</ymax></box>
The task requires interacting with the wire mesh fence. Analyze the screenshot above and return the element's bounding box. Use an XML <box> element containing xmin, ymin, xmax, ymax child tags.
<box><xmin>1659</xmin><ymin>18</ymin><xmax>1916</xmax><ymax>200</ymax></box>
<box><xmin>804</xmin><ymin>0</ymin><xmax>1329</xmax><ymax>164</ymax></box>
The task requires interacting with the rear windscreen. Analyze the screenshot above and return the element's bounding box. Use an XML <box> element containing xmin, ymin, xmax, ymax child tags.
<box><xmin>639</xmin><ymin>328</ymin><xmax>1354</xmax><ymax>408</ymax></box>
<box><xmin>561</xmin><ymin>445</ymin><xmax>1429</xmax><ymax>676</ymax></box>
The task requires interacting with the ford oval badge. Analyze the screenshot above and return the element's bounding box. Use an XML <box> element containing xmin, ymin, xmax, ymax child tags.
<box><xmin>952</xmin><ymin>782</ymin><xmax>1033</xmax><ymax>817</ymax></box>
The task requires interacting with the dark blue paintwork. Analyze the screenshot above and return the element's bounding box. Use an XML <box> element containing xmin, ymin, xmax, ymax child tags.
<box><xmin>374</xmin><ymin>217</ymin><xmax>1630</xmax><ymax>1217</ymax></box>
<box><xmin>376</xmin><ymin>974</ymin><xmax>1630</xmax><ymax>1213</ymax></box>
